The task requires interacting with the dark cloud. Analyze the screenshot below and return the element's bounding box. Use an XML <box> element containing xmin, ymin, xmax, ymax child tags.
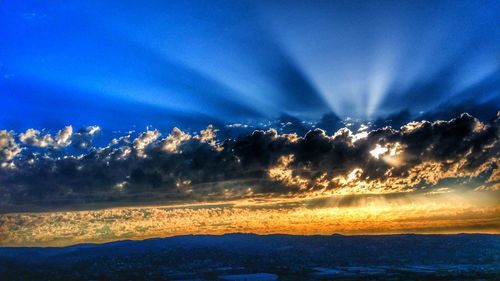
<box><xmin>419</xmin><ymin>98</ymin><xmax>500</xmax><ymax>123</ymax></box>
<box><xmin>315</xmin><ymin>112</ymin><xmax>343</xmax><ymax>135</ymax></box>
<box><xmin>373</xmin><ymin>110</ymin><xmax>412</xmax><ymax>129</ymax></box>
<box><xmin>0</xmin><ymin>113</ymin><xmax>498</xmax><ymax>212</ymax></box>
<box><xmin>277</xmin><ymin>113</ymin><xmax>309</xmax><ymax>135</ymax></box>
<box><xmin>72</xmin><ymin>126</ymin><xmax>101</xmax><ymax>149</ymax></box>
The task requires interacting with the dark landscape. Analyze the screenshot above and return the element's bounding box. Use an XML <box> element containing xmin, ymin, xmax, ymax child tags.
<box><xmin>1</xmin><ymin>234</ymin><xmax>499</xmax><ymax>281</ymax></box>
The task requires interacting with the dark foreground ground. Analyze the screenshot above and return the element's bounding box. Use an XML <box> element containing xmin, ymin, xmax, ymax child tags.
<box><xmin>0</xmin><ymin>234</ymin><xmax>499</xmax><ymax>281</ymax></box>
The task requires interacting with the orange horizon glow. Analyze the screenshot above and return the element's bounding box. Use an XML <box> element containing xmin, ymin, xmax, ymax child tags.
<box><xmin>1</xmin><ymin>189</ymin><xmax>498</xmax><ymax>247</ymax></box>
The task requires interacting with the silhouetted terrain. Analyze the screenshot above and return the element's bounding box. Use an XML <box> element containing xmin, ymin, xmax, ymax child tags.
<box><xmin>0</xmin><ymin>234</ymin><xmax>499</xmax><ymax>280</ymax></box>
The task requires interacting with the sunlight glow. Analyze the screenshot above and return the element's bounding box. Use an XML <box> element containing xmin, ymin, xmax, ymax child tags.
<box><xmin>1</xmin><ymin>190</ymin><xmax>497</xmax><ymax>247</ymax></box>
<box><xmin>370</xmin><ymin>144</ymin><xmax>388</xmax><ymax>159</ymax></box>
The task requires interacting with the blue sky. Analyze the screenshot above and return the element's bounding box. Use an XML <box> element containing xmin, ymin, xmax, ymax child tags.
<box><xmin>1</xmin><ymin>1</ymin><xmax>500</xmax><ymax>243</ymax></box>
<box><xmin>1</xmin><ymin>0</ymin><xmax>499</xmax><ymax>132</ymax></box>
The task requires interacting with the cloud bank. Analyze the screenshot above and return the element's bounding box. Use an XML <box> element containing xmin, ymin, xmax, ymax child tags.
<box><xmin>2</xmin><ymin>193</ymin><xmax>498</xmax><ymax>246</ymax></box>
<box><xmin>0</xmin><ymin>113</ymin><xmax>498</xmax><ymax>211</ymax></box>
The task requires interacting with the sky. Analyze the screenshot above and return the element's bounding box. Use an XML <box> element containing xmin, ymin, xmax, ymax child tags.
<box><xmin>0</xmin><ymin>0</ymin><xmax>499</xmax><ymax>246</ymax></box>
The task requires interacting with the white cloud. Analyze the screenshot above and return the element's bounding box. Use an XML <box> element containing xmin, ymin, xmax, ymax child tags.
<box><xmin>0</xmin><ymin>130</ymin><xmax>22</xmax><ymax>167</ymax></box>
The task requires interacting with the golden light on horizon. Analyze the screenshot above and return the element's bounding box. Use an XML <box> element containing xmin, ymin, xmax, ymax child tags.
<box><xmin>1</xmin><ymin>189</ymin><xmax>498</xmax><ymax>247</ymax></box>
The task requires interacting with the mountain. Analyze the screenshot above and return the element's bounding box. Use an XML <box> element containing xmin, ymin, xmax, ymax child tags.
<box><xmin>1</xmin><ymin>234</ymin><xmax>499</xmax><ymax>280</ymax></box>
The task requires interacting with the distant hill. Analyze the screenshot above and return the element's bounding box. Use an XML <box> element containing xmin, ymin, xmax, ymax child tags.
<box><xmin>1</xmin><ymin>234</ymin><xmax>499</xmax><ymax>280</ymax></box>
